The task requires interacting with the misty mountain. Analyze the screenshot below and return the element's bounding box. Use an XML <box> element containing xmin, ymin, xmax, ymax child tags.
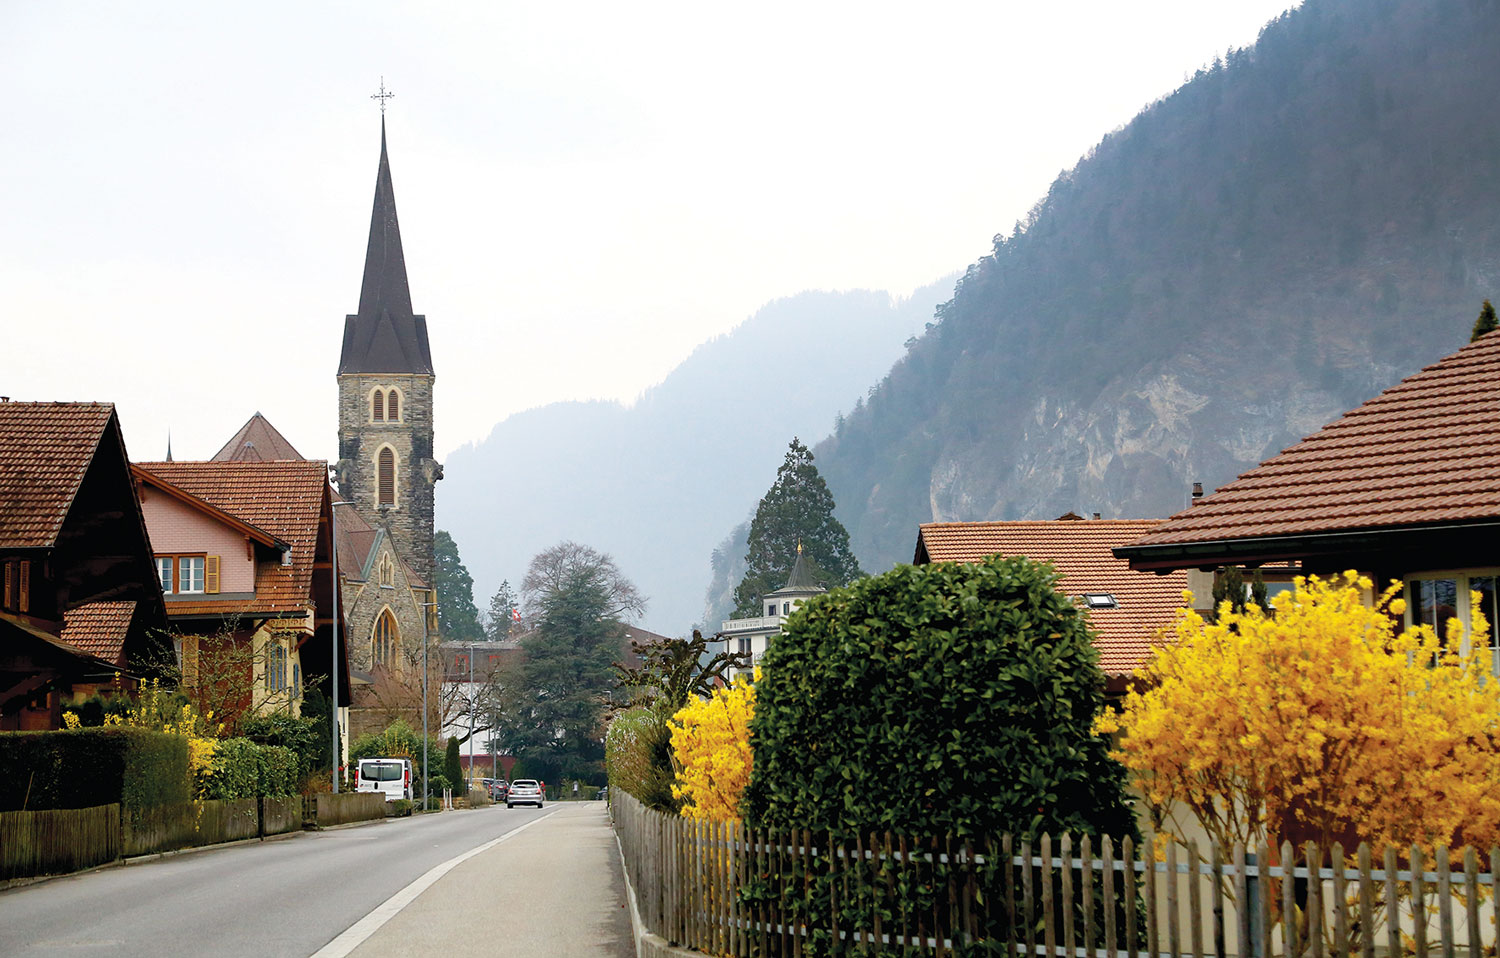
<box><xmin>816</xmin><ymin>0</ymin><xmax>1500</xmax><ymax>571</ymax></box>
<box><xmin>439</xmin><ymin>281</ymin><xmax>954</xmax><ymax>634</ymax></box>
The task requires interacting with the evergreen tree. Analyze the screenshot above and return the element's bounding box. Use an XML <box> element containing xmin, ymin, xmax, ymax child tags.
<box><xmin>1472</xmin><ymin>299</ymin><xmax>1498</xmax><ymax>342</ymax></box>
<box><xmin>492</xmin><ymin>542</ymin><xmax>644</xmax><ymax>782</ymax></box>
<box><xmin>732</xmin><ymin>438</ymin><xmax>862</xmax><ymax>616</ymax></box>
<box><xmin>433</xmin><ymin>530</ymin><xmax>483</xmax><ymax>641</ymax></box>
<box><xmin>444</xmin><ymin>735</ymin><xmax>464</xmax><ymax>795</ymax></box>
<box><xmin>485</xmin><ymin>579</ymin><xmax>520</xmax><ymax>643</ymax></box>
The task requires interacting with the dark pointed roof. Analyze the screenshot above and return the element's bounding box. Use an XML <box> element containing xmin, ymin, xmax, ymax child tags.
<box><xmin>767</xmin><ymin>546</ymin><xmax>825</xmax><ymax>598</ymax></box>
<box><xmin>338</xmin><ymin>119</ymin><xmax>434</xmax><ymax>376</ymax></box>
<box><xmin>211</xmin><ymin>413</ymin><xmax>304</xmax><ymax>462</ymax></box>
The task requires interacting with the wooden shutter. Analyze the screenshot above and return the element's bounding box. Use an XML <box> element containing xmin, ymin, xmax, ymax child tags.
<box><xmin>387</xmin><ymin>390</ymin><xmax>399</xmax><ymax>421</ymax></box>
<box><xmin>205</xmin><ymin>556</ymin><xmax>220</xmax><ymax>594</ymax></box>
<box><xmin>378</xmin><ymin>448</ymin><xmax>395</xmax><ymax>506</ymax></box>
<box><xmin>372</xmin><ymin>390</ymin><xmax>384</xmax><ymax>421</ymax></box>
<box><xmin>2</xmin><ymin>562</ymin><xmax>11</xmax><ymax>609</ymax></box>
<box><xmin>17</xmin><ymin>561</ymin><xmax>28</xmax><ymax>613</ymax></box>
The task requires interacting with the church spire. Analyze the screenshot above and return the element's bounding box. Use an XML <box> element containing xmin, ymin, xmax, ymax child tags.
<box><xmin>338</xmin><ymin>116</ymin><xmax>433</xmax><ymax>375</ymax></box>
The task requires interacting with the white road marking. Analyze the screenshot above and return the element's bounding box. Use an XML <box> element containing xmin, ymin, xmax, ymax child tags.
<box><xmin>311</xmin><ymin>810</ymin><xmax>557</xmax><ymax>958</ymax></box>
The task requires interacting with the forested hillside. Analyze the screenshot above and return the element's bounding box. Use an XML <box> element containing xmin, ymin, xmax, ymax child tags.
<box><xmin>439</xmin><ymin>281</ymin><xmax>953</xmax><ymax>634</ymax></box>
<box><xmin>817</xmin><ymin>0</ymin><xmax>1500</xmax><ymax>571</ymax></box>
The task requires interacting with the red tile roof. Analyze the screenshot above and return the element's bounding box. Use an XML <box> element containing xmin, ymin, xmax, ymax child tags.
<box><xmin>61</xmin><ymin>601</ymin><xmax>137</xmax><ymax>664</ymax></box>
<box><xmin>915</xmin><ymin>520</ymin><xmax>1187</xmax><ymax>676</ymax></box>
<box><xmin>1129</xmin><ymin>330</ymin><xmax>1500</xmax><ymax>549</ymax></box>
<box><xmin>0</xmin><ymin>402</ymin><xmax>114</xmax><ymax>549</ymax></box>
<box><xmin>211</xmin><ymin>413</ymin><xmax>304</xmax><ymax>462</ymax></box>
<box><xmin>133</xmin><ymin>460</ymin><xmax>330</xmax><ymax>617</ymax></box>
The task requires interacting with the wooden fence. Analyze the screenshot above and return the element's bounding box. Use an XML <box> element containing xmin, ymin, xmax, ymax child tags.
<box><xmin>304</xmin><ymin>791</ymin><xmax>389</xmax><ymax>828</ymax></box>
<box><xmin>3</xmin><ymin>794</ymin><xmax>321</xmax><ymax>882</ymax></box>
<box><xmin>0</xmin><ymin>804</ymin><xmax>120</xmax><ymax>881</ymax></box>
<box><xmin>612</xmin><ymin>791</ymin><xmax>1500</xmax><ymax>957</ymax></box>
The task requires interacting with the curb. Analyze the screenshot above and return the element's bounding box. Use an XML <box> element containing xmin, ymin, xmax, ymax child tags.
<box><xmin>613</xmin><ymin>814</ymin><xmax>699</xmax><ymax>958</ymax></box>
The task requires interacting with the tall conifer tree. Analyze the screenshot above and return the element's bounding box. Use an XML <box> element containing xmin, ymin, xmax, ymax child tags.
<box><xmin>1471</xmin><ymin>299</ymin><xmax>1498</xmax><ymax>342</ymax></box>
<box><xmin>733</xmin><ymin>438</ymin><xmax>862</xmax><ymax>616</ymax></box>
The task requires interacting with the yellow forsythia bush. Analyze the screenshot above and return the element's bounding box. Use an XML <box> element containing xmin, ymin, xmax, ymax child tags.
<box><xmin>1098</xmin><ymin>573</ymin><xmax>1500</xmax><ymax>857</ymax></box>
<box><xmin>669</xmin><ymin>673</ymin><xmax>756</xmax><ymax>821</ymax></box>
<box><xmin>103</xmin><ymin>679</ymin><xmax>223</xmax><ymax>796</ymax></box>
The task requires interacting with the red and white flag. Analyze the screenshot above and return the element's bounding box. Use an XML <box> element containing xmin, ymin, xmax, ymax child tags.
<box><xmin>511</xmin><ymin>607</ymin><xmax>521</xmax><ymax>623</ymax></box>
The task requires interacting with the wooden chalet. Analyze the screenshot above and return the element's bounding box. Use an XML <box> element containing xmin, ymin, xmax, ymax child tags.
<box><xmin>0</xmin><ymin>402</ymin><xmax>169</xmax><ymax>729</ymax></box>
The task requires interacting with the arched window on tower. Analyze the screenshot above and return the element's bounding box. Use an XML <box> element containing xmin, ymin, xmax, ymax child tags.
<box><xmin>372</xmin><ymin>609</ymin><xmax>398</xmax><ymax>668</ymax></box>
<box><xmin>387</xmin><ymin>390</ymin><xmax>399</xmax><ymax>421</ymax></box>
<box><xmin>372</xmin><ymin>390</ymin><xmax>385</xmax><ymax>422</ymax></box>
<box><xmin>378</xmin><ymin>447</ymin><xmax>395</xmax><ymax>507</ymax></box>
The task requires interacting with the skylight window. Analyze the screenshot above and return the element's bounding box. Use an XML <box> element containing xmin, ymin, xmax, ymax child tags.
<box><xmin>1082</xmin><ymin>593</ymin><xmax>1118</xmax><ymax>609</ymax></box>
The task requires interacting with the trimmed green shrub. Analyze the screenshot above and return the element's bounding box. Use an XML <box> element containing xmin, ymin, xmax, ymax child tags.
<box><xmin>444</xmin><ymin>736</ymin><xmax>463</xmax><ymax>794</ymax></box>
<box><xmin>0</xmin><ymin>728</ymin><xmax>189</xmax><ymax>812</ymax></box>
<box><xmin>240</xmin><ymin>714</ymin><xmax>320</xmax><ymax>780</ymax></box>
<box><xmin>199</xmin><ymin>738</ymin><xmax>299</xmax><ymax>800</ymax></box>
<box><xmin>744</xmin><ymin>556</ymin><xmax>1138</xmax><ymax>842</ymax></box>
<box><xmin>605</xmin><ymin>707</ymin><xmax>679</xmax><ymax>812</ymax></box>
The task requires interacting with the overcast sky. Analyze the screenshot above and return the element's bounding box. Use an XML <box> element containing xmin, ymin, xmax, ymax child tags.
<box><xmin>3</xmin><ymin>1</ymin><xmax>1296</xmax><ymax>464</ymax></box>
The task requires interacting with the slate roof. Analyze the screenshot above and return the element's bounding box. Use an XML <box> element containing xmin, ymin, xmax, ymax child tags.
<box><xmin>133</xmin><ymin>460</ymin><xmax>330</xmax><ymax>617</ymax></box>
<box><xmin>1125</xmin><ymin>330</ymin><xmax>1500</xmax><ymax>550</ymax></box>
<box><xmin>334</xmin><ymin>502</ymin><xmax>379</xmax><ymax>581</ymax></box>
<box><xmin>211</xmin><ymin>413</ymin><xmax>304</xmax><ymax>462</ymax></box>
<box><xmin>0</xmin><ymin>402</ymin><xmax>115</xmax><ymax>549</ymax></box>
<box><xmin>915</xmin><ymin>520</ymin><xmax>1188</xmax><ymax>676</ymax></box>
<box><xmin>338</xmin><ymin>120</ymin><xmax>433</xmax><ymax>375</ymax></box>
<box><xmin>60</xmin><ymin>601</ymin><xmax>137</xmax><ymax>665</ymax></box>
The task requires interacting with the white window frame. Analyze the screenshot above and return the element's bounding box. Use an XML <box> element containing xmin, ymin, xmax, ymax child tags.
<box><xmin>177</xmin><ymin>556</ymin><xmax>205</xmax><ymax>594</ymax></box>
<box><xmin>156</xmin><ymin>557</ymin><xmax>174</xmax><ymax>592</ymax></box>
<box><xmin>1404</xmin><ymin>568</ymin><xmax>1500</xmax><ymax>673</ymax></box>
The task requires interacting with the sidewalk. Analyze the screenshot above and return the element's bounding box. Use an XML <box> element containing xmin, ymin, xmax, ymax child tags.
<box><xmin>349</xmin><ymin>802</ymin><xmax>635</xmax><ymax>958</ymax></box>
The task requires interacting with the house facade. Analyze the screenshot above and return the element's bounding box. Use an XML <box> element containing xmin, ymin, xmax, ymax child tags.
<box><xmin>1115</xmin><ymin>328</ymin><xmax>1500</xmax><ymax>667</ymax></box>
<box><xmin>0</xmin><ymin>402</ymin><xmax>168</xmax><ymax>729</ymax></box>
<box><xmin>132</xmin><ymin>459</ymin><xmax>349</xmax><ymax>728</ymax></box>
<box><xmin>914</xmin><ymin>515</ymin><xmax>1189</xmax><ymax>688</ymax></box>
<box><xmin>718</xmin><ymin>550</ymin><xmax>825</xmax><ymax>680</ymax></box>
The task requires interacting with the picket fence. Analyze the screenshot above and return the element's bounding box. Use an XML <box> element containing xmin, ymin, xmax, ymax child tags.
<box><xmin>612</xmin><ymin>791</ymin><xmax>1500</xmax><ymax>957</ymax></box>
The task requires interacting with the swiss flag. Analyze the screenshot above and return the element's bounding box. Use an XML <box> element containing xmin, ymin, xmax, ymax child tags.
<box><xmin>511</xmin><ymin>608</ymin><xmax>521</xmax><ymax>623</ymax></box>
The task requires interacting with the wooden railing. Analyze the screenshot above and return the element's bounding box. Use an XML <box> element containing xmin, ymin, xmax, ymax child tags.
<box><xmin>612</xmin><ymin>790</ymin><xmax>1500</xmax><ymax>957</ymax></box>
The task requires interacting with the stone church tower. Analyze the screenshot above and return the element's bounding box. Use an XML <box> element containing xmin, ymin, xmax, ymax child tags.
<box><xmin>336</xmin><ymin>119</ymin><xmax>441</xmax><ymax>584</ymax></box>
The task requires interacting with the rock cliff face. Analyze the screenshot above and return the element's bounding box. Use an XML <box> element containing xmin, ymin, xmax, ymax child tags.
<box><xmin>816</xmin><ymin>0</ymin><xmax>1500</xmax><ymax>570</ymax></box>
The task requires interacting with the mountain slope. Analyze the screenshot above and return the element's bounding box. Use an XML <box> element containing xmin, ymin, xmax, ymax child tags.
<box><xmin>817</xmin><ymin>0</ymin><xmax>1500</xmax><ymax>571</ymax></box>
<box><xmin>439</xmin><ymin>280</ymin><xmax>954</xmax><ymax>633</ymax></box>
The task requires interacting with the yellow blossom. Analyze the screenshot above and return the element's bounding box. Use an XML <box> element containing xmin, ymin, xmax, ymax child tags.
<box><xmin>669</xmin><ymin>672</ymin><xmax>756</xmax><ymax>822</ymax></box>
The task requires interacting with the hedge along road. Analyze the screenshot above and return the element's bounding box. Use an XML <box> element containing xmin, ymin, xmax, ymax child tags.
<box><xmin>0</xmin><ymin>801</ymin><xmax>632</xmax><ymax>958</ymax></box>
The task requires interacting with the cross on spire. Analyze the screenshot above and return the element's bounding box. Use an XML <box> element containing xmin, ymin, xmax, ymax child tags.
<box><xmin>371</xmin><ymin>77</ymin><xmax>394</xmax><ymax>115</ymax></box>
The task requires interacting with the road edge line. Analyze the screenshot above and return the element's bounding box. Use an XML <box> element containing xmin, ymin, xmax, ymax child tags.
<box><xmin>311</xmin><ymin>808</ymin><xmax>558</xmax><ymax>958</ymax></box>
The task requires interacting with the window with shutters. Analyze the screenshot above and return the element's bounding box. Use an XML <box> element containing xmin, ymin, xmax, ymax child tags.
<box><xmin>372</xmin><ymin>389</ymin><xmax>385</xmax><ymax>422</ymax></box>
<box><xmin>155</xmin><ymin>555</ymin><xmax>219</xmax><ymax>595</ymax></box>
<box><xmin>372</xmin><ymin>609</ymin><xmax>398</xmax><ymax>668</ymax></box>
<box><xmin>377</xmin><ymin>447</ymin><xmax>396</xmax><ymax>507</ymax></box>
<box><xmin>387</xmin><ymin>390</ymin><xmax>400</xmax><ymax>421</ymax></box>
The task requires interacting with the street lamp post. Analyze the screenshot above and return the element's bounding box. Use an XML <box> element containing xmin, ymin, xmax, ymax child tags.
<box><xmin>329</xmin><ymin>499</ymin><xmax>350</xmax><ymax>793</ymax></box>
<box><xmin>419</xmin><ymin>598</ymin><xmax>435</xmax><ymax>810</ymax></box>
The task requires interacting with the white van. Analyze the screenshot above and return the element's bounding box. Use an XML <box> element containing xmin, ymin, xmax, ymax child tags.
<box><xmin>355</xmin><ymin>757</ymin><xmax>413</xmax><ymax>803</ymax></box>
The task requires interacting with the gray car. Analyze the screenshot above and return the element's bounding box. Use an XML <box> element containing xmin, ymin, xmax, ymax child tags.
<box><xmin>506</xmin><ymin>779</ymin><xmax>544</xmax><ymax>808</ymax></box>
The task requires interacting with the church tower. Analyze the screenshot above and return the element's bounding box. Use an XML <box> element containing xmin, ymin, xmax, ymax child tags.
<box><xmin>336</xmin><ymin>119</ymin><xmax>441</xmax><ymax>584</ymax></box>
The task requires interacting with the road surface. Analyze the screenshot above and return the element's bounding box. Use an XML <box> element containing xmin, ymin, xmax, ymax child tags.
<box><xmin>0</xmin><ymin>801</ymin><xmax>633</xmax><ymax>958</ymax></box>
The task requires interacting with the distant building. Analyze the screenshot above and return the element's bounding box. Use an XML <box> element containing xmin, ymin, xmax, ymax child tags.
<box><xmin>717</xmin><ymin>548</ymin><xmax>825</xmax><ymax>680</ymax></box>
<box><xmin>913</xmin><ymin>514</ymin><xmax>1189</xmax><ymax>689</ymax></box>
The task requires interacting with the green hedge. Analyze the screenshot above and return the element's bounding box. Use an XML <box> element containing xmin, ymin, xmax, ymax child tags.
<box><xmin>0</xmin><ymin>728</ymin><xmax>190</xmax><ymax>812</ymax></box>
<box><xmin>604</xmin><ymin>706</ymin><xmax>679</xmax><ymax>812</ymax></box>
<box><xmin>199</xmin><ymin>738</ymin><xmax>299</xmax><ymax>800</ymax></box>
<box><xmin>745</xmin><ymin>556</ymin><xmax>1138</xmax><ymax>841</ymax></box>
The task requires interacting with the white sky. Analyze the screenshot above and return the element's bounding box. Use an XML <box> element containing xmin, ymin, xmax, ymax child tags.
<box><xmin>2</xmin><ymin>1</ymin><xmax>1296</xmax><ymax>464</ymax></box>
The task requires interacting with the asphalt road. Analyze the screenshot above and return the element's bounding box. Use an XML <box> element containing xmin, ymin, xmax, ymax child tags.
<box><xmin>0</xmin><ymin>801</ymin><xmax>633</xmax><ymax>958</ymax></box>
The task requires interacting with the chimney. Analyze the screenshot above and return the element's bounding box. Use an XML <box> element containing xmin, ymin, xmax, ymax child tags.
<box><xmin>1191</xmin><ymin>481</ymin><xmax>1204</xmax><ymax>505</ymax></box>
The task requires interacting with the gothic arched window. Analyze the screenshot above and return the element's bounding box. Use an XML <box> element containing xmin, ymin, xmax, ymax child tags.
<box><xmin>372</xmin><ymin>390</ymin><xmax>385</xmax><ymax>422</ymax></box>
<box><xmin>373</xmin><ymin>609</ymin><xmax>398</xmax><ymax>668</ymax></box>
<box><xmin>387</xmin><ymin>390</ymin><xmax>399</xmax><ymax>422</ymax></box>
<box><xmin>378</xmin><ymin>447</ymin><xmax>395</xmax><ymax>507</ymax></box>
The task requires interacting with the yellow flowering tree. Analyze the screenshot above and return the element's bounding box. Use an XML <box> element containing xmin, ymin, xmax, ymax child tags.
<box><xmin>669</xmin><ymin>673</ymin><xmax>756</xmax><ymax>821</ymax></box>
<box><xmin>98</xmin><ymin>679</ymin><xmax>223</xmax><ymax>796</ymax></box>
<box><xmin>1098</xmin><ymin>573</ymin><xmax>1500</xmax><ymax>858</ymax></box>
